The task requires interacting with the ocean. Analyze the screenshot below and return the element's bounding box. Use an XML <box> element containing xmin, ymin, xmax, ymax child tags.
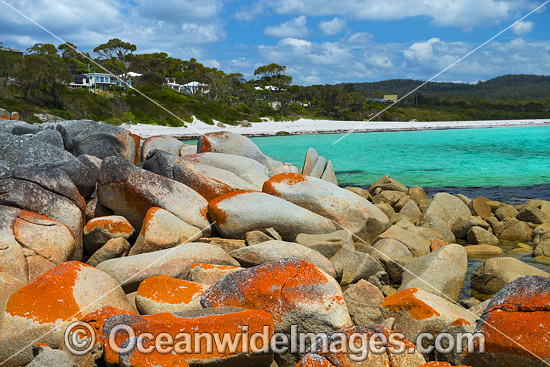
<box><xmin>250</xmin><ymin>125</ymin><xmax>550</xmax><ymax>203</ymax></box>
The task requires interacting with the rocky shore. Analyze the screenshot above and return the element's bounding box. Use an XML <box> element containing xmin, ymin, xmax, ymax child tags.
<box><xmin>0</xmin><ymin>119</ymin><xmax>549</xmax><ymax>367</ymax></box>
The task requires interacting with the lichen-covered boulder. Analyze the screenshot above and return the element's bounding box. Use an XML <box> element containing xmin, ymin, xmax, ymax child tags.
<box><xmin>381</xmin><ymin>288</ymin><xmax>476</xmax><ymax>340</ymax></box>
<box><xmin>72</xmin><ymin>122</ymin><xmax>138</xmax><ymax>163</ymax></box>
<box><xmin>229</xmin><ymin>240</ymin><xmax>337</xmax><ymax>277</ymax></box>
<box><xmin>135</xmin><ymin>276</ymin><xmax>208</xmax><ymax>315</ymax></box>
<box><xmin>197</xmin><ymin>131</ymin><xmax>273</xmax><ymax>170</ymax></box>
<box><xmin>0</xmin><ymin>262</ymin><xmax>135</xmax><ymax>366</ymax></box>
<box><xmin>0</xmin><ymin>166</ymin><xmax>85</xmax><ymax>260</ymax></box>
<box><xmin>101</xmin><ymin>307</ymin><xmax>274</xmax><ymax>367</ymax></box>
<box><xmin>463</xmin><ymin>276</ymin><xmax>550</xmax><ymax>367</ymax></box>
<box><xmin>263</xmin><ymin>173</ymin><xmax>389</xmax><ymax>243</ymax></box>
<box><xmin>398</xmin><ymin>243</ymin><xmax>468</xmax><ymax>301</ymax></box>
<box><xmin>0</xmin><ymin>133</ymin><xmax>97</xmax><ymax>197</ymax></box>
<box><xmin>97</xmin><ymin>242</ymin><xmax>239</xmax><ymax>292</ymax></box>
<box><xmin>208</xmin><ymin>191</ymin><xmax>337</xmax><ymax>241</ymax></box>
<box><xmin>0</xmin><ymin>206</ymin><xmax>76</xmax><ymax>282</ymax></box>
<box><xmin>184</xmin><ymin>152</ymin><xmax>270</xmax><ymax>188</ymax></box>
<box><xmin>296</xmin><ymin>325</ymin><xmax>426</xmax><ymax>367</ymax></box>
<box><xmin>201</xmin><ymin>258</ymin><xmax>352</xmax><ymax>335</ymax></box>
<box><xmin>83</xmin><ymin>215</ymin><xmax>134</xmax><ymax>254</ymax></box>
<box><xmin>97</xmin><ymin>156</ymin><xmax>210</xmax><ymax>234</ymax></box>
<box><xmin>129</xmin><ymin>207</ymin><xmax>201</xmax><ymax>256</ymax></box>
<box><xmin>140</xmin><ymin>135</ymin><xmax>186</xmax><ymax>161</ymax></box>
<box><xmin>143</xmin><ymin>149</ymin><xmax>258</xmax><ymax>200</ymax></box>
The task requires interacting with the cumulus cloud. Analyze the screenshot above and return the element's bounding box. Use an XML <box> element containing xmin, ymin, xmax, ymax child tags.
<box><xmin>319</xmin><ymin>17</ymin><xmax>346</xmax><ymax>35</ymax></box>
<box><xmin>181</xmin><ymin>23</ymin><xmax>222</xmax><ymax>44</ymax></box>
<box><xmin>347</xmin><ymin>32</ymin><xmax>375</xmax><ymax>45</ymax></box>
<box><xmin>264</xmin><ymin>15</ymin><xmax>309</xmax><ymax>38</ymax></box>
<box><xmin>245</xmin><ymin>0</ymin><xmax>528</xmax><ymax>28</ymax></box>
<box><xmin>134</xmin><ymin>0</ymin><xmax>220</xmax><ymax>21</ymax></box>
<box><xmin>512</xmin><ymin>20</ymin><xmax>534</xmax><ymax>35</ymax></box>
<box><xmin>404</xmin><ymin>38</ymin><xmax>441</xmax><ymax>61</ymax></box>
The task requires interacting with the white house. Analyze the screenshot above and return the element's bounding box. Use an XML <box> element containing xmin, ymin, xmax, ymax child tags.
<box><xmin>181</xmin><ymin>81</ymin><xmax>208</xmax><ymax>95</ymax></box>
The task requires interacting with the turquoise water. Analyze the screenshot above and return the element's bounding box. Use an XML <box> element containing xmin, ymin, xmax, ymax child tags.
<box><xmin>251</xmin><ymin>126</ymin><xmax>550</xmax><ymax>188</ymax></box>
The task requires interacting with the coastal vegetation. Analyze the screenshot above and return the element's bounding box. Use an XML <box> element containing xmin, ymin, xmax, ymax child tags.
<box><xmin>0</xmin><ymin>40</ymin><xmax>549</xmax><ymax>125</ymax></box>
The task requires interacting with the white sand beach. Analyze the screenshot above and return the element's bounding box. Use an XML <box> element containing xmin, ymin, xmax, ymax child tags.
<box><xmin>127</xmin><ymin>118</ymin><xmax>550</xmax><ymax>138</ymax></box>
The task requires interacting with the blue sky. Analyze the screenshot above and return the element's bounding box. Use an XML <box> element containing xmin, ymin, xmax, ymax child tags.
<box><xmin>1</xmin><ymin>0</ymin><xmax>549</xmax><ymax>85</ymax></box>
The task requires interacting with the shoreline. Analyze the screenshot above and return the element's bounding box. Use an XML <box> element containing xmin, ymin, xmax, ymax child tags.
<box><xmin>126</xmin><ymin>118</ymin><xmax>550</xmax><ymax>139</ymax></box>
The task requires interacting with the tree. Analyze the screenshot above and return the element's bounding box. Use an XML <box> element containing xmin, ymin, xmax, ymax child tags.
<box><xmin>253</xmin><ymin>63</ymin><xmax>292</xmax><ymax>92</ymax></box>
<box><xmin>0</xmin><ymin>48</ymin><xmax>22</xmax><ymax>87</ymax></box>
<box><xmin>94</xmin><ymin>38</ymin><xmax>137</xmax><ymax>90</ymax></box>
<box><xmin>58</xmin><ymin>42</ymin><xmax>89</xmax><ymax>74</ymax></box>
<box><xmin>17</xmin><ymin>53</ymin><xmax>71</xmax><ymax>106</ymax></box>
<box><xmin>27</xmin><ymin>43</ymin><xmax>58</xmax><ymax>56</ymax></box>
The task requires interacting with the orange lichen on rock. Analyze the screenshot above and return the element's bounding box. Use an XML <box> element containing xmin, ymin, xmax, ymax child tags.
<box><xmin>207</xmin><ymin>190</ymin><xmax>257</xmax><ymax>225</ymax></box>
<box><xmin>263</xmin><ymin>173</ymin><xmax>308</xmax><ymax>193</ymax></box>
<box><xmin>451</xmin><ymin>318</ymin><xmax>471</xmax><ymax>327</ymax></box>
<box><xmin>381</xmin><ymin>288</ymin><xmax>441</xmax><ymax>320</ymax></box>
<box><xmin>190</xmin><ymin>263</ymin><xmax>239</xmax><ymax>271</ymax></box>
<box><xmin>4</xmin><ymin>262</ymin><xmax>87</xmax><ymax>324</ymax></box>
<box><xmin>137</xmin><ymin>276</ymin><xmax>207</xmax><ymax>305</ymax></box>
<box><xmin>84</xmin><ymin>216</ymin><xmax>134</xmax><ymax>235</ymax></box>
<box><xmin>470</xmin><ymin>276</ymin><xmax>550</xmax><ymax>362</ymax></box>
<box><xmin>102</xmin><ymin>309</ymin><xmax>273</xmax><ymax>365</ymax></box>
<box><xmin>201</xmin><ymin>258</ymin><xmax>330</xmax><ymax>313</ymax></box>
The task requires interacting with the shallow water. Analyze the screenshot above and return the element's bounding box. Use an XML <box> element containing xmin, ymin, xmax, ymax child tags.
<box><xmin>250</xmin><ymin>125</ymin><xmax>550</xmax><ymax>190</ymax></box>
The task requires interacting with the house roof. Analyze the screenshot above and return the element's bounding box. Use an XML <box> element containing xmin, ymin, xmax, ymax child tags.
<box><xmin>182</xmin><ymin>81</ymin><xmax>208</xmax><ymax>87</ymax></box>
<box><xmin>0</xmin><ymin>46</ymin><xmax>24</xmax><ymax>54</ymax></box>
<box><xmin>119</xmin><ymin>72</ymin><xmax>142</xmax><ymax>78</ymax></box>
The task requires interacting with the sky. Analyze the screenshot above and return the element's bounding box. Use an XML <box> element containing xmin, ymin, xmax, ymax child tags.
<box><xmin>0</xmin><ymin>0</ymin><xmax>549</xmax><ymax>85</ymax></box>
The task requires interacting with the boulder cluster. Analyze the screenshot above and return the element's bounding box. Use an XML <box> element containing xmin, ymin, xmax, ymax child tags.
<box><xmin>0</xmin><ymin>119</ymin><xmax>548</xmax><ymax>367</ymax></box>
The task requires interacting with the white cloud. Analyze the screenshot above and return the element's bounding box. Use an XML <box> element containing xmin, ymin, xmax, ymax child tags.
<box><xmin>512</xmin><ymin>20</ymin><xmax>534</xmax><ymax>35</ymax></box>
<box><xmin>319</xmin><ymin>17</ymin><xmax>346</xmax><ymax>35</ymax></box>
<box><xmin>135</xmin><ymin>0</ymin><xmax>220</xmax><ymax>21</ymax></box>
<box><xmin>181</xmin><ymin>23</ymin><xmax>222</xmax><ymax>44</ymax></box>
<box><xmin>249</xmin><ymin>0</ymin><xmax>529</xmax><ymax>29</ymax></box>
<box><xmin>347</xmin><ymin>32</ymin><xmax>375</xmax><ymax>45</ymax></box>
<box><xmin>404</xmin><ymin>38</ymin><xmax>441</xmax><ymax>61</ymax></box>
<box><xmin>264</xmin><ymin>16</ymin><xmax>309</xmax><ymax>38</ymax></box>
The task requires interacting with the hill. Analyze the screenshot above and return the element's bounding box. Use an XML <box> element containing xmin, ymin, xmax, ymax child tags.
<box><xmin>349</xmin><ymin>74</ymin><xmax>550</xmax><ymax>102</ymax></box>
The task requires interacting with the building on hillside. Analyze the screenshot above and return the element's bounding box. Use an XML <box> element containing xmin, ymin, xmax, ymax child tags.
<box><xmin>0</xmin><ymin>46</ymin><xmax>24</xmax><ymax>55</ymax></box>
<box><xmin>367</xmin><ymin>94</ymin><xmax>399</xmax><ymax>103</ymax></box>
<box><xmin>181</xmin><ymin>81</ymin><xmax>208</xmax><ymax>95</ymax></box>
<box><xmin>70</xmin><ymin>72</ymin><xmax>142</xmax><ymax>92</ymax></box>
<box><xmin>165</xmin><ymin>78</ymin><xmax>183</xmax><ymax>92</ymax></box>
<box><xmin>115</xmin><ymin>72</ymin><xmax>142</xmax><ymax>88</ymax></box>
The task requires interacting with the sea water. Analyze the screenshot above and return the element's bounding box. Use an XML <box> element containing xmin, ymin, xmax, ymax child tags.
<box><xmin>251</xmin><ymin>126</ymin><xmax>550</xmax><ymax>202</ymax></box>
